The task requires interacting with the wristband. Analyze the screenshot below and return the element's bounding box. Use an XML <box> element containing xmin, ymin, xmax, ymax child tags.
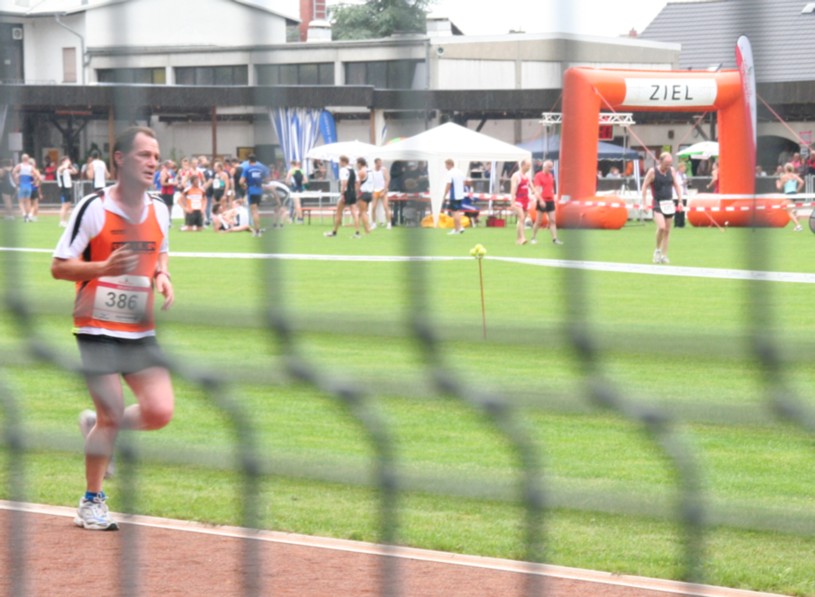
<box><xmin>154</xmin><ymin>271</ymin><xmax>171</xmax><ymax>281</ymax></box>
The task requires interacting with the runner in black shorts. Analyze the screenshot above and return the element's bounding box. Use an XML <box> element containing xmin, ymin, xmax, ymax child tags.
<box><xmin>642</xmin><ymin>152</ymin><xmax>683</xmax><ymax>264</ymax></box>
<box><xmin>531</xmin><ymin>160</ymin><xmax>562</xmax><ymax>245</ymax></box>
<box><xmin>355</xmin><ymin>156</ymin><xmax>373</xmax><ymax>236</ymax></box>
<box><xmin>324</xmin><ymin>155</ymin><xmax>359</xmax><ymax>238</ymax></box>
<box><xmin>536</xmin><ymin>199</ymin><xmax>555</xmax><ymax>213</ymax></box>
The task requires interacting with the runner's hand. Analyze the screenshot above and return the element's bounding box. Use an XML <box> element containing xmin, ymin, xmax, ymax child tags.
<box><xmin>155</xmin><ymin>273</ymin><xmax>174</xmax><ymax>311</ymax></box>
<box><xmin>104</xmin><ymin>245</ymin><xmax>139</xmax><ymax>276</ymax></box>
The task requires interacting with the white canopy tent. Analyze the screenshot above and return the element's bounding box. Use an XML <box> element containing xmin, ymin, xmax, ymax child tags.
<box><xmin>375</xmin><ymin>123</ymin><xmax>532</xmax><ymax>224</ymax></box>
<box><xmin>306</xmin><ymin>140</ymin><xmax>380</xmax><ymax>163</ymax></box>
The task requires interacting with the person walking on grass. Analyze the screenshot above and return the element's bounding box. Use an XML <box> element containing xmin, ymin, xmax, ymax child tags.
<box><xmin>239</xmin><ymin>154</ymin><xmax>270</xmax><ymax>238</ymax></box>
<box><xmin>51</xmin><ymin>126</ymin><xmax>175</xmax><ymax>531</ymax></box>
<box><xmin>510</xmin><ymin>159</ymin><xmax>533</xmax><ymax>245</ymax></box>
<box><xmin>443</xmin><ymin>158</ymin><xmax>466</xmax><ymax>235</ymax></box>
<box><xmin>369</xmin><ymin>158</ymin><xmax>392</xmax><ymax>229</ymax></box>
<box><xmin>57</xmin><ymin>156</ymin><xmax>78</xmax><ymax>228</ymax></box>
<box><xmin>356</xmin><ymin>157</ymin><xmax>373</xmax><ymax>236</ymax></box>
<box><xmin>324</xmin><ymin>155</ymin><xmax>360</xmax><ymax>238</ymax></box>
<box><xmin>531</xmin><ymin>159</ymin><xmax>563</xmax><ymax>245</ymax></box>
<box><xmin>642</xmin><ymin>152</ymin><xmax>683</xmax><ymax>264</ymax></box>
<box><xmin>777</xmin><ymin>162</ymin><xmax>804</xmax><ymax>232</ymax></box>
<box><xmin>12</xmin><ymin>153</ymin><xmax>40</xmax><ymax>222</ymax></box>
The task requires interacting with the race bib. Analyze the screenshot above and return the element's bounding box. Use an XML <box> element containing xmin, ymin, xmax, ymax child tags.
<box><xmin>213</xmin><ymin>179</ymin><xmax>223</xmax><ymax>189</ymax></box>
<box><xmin>658</xmin><ymin>200</ymin><xmax>676</xmax><ymax>215</ymax></box>
<box><xmin>92</xmin><ymin>275</ymin><xmax>150</xmax><ymax>324</ymax></box>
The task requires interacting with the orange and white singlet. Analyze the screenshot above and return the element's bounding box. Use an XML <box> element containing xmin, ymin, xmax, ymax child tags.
<box><xmin>53</xmin><ymin>190</ymin><xmax>170</xmax><ymax>339</ymax></box>
<box><xmin>185</xmin><ymin>187</ymin><xmax>205</xmax><ymax>211</ymax></box>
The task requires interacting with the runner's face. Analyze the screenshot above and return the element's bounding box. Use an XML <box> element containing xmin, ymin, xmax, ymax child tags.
<box><xmin>120</xmin><ymin>133</ymin><xmax>160</xmax><ymax>189</ymax></box>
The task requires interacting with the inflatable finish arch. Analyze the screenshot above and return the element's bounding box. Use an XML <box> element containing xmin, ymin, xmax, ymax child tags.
<box><xmin>558</xmin><ymin>68</ymin><xmax>756</xmax><ymax>229</ymax></box>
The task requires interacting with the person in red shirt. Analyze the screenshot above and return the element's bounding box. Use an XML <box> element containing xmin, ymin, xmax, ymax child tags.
<box><xmin>158</xmin><ymin>160</ymin><xmax>177</xmax><ymax>226</ymax></box>
<box><xmin>531</xmin><ymin>160</ymin><xmax>563</xmax><ymax>245</ymax></box>
<box><xmin>51</xmin><ymin>126</ymin><xmax>175</xmax><ymax>531</ymax></box>
<box><xmin>510</xmin><ymin>159</ymin><xmax>533</xmax><ymax>245</ymax></box>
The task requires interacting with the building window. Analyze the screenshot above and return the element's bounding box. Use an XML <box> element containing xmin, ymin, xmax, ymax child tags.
<box><xmin>256</xmin><ymin>63</ymin><xmax>334</xmax><ymax>86</ymax></box>
<box><xmin>174</xmin><ymin>65</ymin><xmax>248</xmax><ymax>86</ymax></box>
<box><xmin>62</xmin><ymin>47</ymin><xmax>77</xmax><ymax>83</ymax></box>
<box><xmin>344</xmin><ymin>60</ymin><xmax>422</xmax><ymax>89</ymax></box>
<box><xmin>97</xmin><ymin>68</ymin><xmax>166</xmax><ymax>84</ymax></box>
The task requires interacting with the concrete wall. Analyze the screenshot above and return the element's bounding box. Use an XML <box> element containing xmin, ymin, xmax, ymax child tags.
<box><xmin>20</xmin><ymin>14</ymin><xmax>85</xmax><ymax>84</ymax></box>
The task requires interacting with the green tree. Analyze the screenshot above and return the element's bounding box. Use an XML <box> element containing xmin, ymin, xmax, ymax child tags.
<box><xmin>331</xmin><ymin>0</ymin><xmax>434</xmax><ymax>40</ymax></box>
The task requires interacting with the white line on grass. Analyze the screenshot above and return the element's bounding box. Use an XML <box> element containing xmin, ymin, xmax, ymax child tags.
<box><xmin>0</xmin><ymin>501</ymin><xmax>787</xmax><ymax>597</ymax></box>
<box><xmin>490</xmin><ymin>256</ymin><xmax>815</xmax><ymax>284</ymax></box>
<box><xmin>4</xmin><ymin>247</ymin><xmax>815</xmax><ymax>284</ymax></box>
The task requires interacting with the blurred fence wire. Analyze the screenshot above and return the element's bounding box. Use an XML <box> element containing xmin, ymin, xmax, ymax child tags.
<box><xmin>2</xmin><ymin>1</ymin><xmax>815</xmax><ymax>596</ymax></box>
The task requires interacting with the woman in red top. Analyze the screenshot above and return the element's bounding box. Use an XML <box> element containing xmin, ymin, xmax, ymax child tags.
<box><xmin>510</xmin><ymin>159</ymin><xmax>533</xmax><ymax>245</ymax></box>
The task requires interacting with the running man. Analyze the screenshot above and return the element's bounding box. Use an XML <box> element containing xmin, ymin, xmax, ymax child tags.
<box><xmin>51</xmin><ymin>126</ymin><xmax>175</xmax><ymax>531</ymax></box>
<box><xmin>642</xmin><ymin>152</ymin><xmax>684</xmax><ymax>264</ymax></box>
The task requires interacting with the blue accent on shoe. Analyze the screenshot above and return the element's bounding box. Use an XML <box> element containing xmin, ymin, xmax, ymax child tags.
<box><xmin>84</xmin><ymin>491</ymin><xmax>102</xmax><ymax>502</ymax></box>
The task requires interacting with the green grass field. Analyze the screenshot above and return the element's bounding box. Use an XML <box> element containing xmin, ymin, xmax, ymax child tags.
<box><xmin>2</xmin><ymin>215</ymin><xmax>815</xmax><ymax>595</ymax></box>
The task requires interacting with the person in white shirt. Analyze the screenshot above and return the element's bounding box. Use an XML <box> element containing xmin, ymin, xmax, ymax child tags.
<box><xmin>57</xmin><ymin>156</ymin><xmax>78</xmax><ymax>227</ymax></box>
<box><xmin>369</xmin><ymin>158</ymin><xmax>392</xmax><ymax>230</ymax></box>
<box><xmin>444</xmin><ymin>158</ymin><xmax>466</xmax><ymax>235</ymax></box>
<box><xmin>87</xmin><ymin>151</ymin><xmax>111</xmax><ymax>192</ymax></box>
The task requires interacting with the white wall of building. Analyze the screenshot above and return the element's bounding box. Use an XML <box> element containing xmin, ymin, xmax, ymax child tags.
<box><xmin>21</xmin><ymin>14</ymin><xmax>85</xmax><ymax>83</ymax></box>
<box><xmin>521</xmin><ymin>62</ymin><xmax>563</xmax><ymax>89</ymax></box>
<box><xmin>437</xmin><ymin>60</ymin><xmax>516</xmax><ymax>90</ymax></box>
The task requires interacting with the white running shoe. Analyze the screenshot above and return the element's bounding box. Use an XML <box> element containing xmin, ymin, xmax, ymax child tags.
<box><xmin>552</xmin><ymin>239</ymin><xmax>564</xmax><ymax>245</ymax></box>
<box><xmin>660</xmin><ymin>255</ymin><xmax>671</xmax><ymax>264</ymax></box>
<box><xmin>79</xmin><ymin>410</ymin><xmax>115</xmax><ymax>479</ymax></box>
<box><xmin>447</xmin><ymin>229</ymin><xmax>459</xmax><ymax>235</ymax></box>
<box><xmin>74</xmin><ymin>495</ymin><xmax>119</xmax><ymax>531</ymax></box>
<box><xmin>323</xmin><ymin>230</ymin><xmax>337</xmax><ymax>237</ymax></box>
<box><xmin>386</xmin><ymin>222</ymin><xmax>392</xmax><ymax>230</ymax></box>
<box><xmin>370</xmin><ymin>223</ymin><xmax>377</xmax><ymax>230</ymax></box>
<box><xmin>530</xmin><ymin>238</ymin><xmax>538</xmax><ymax>245</ymax></box>
<box><xmin>652</xmin><ymin>249</ymin><xmax>662</xmax><ymax>264</ymax></box>
<box><xmin>794</xmin><ymin>225</ymin><xmax>803</xmax><ymax>232</ymax></box>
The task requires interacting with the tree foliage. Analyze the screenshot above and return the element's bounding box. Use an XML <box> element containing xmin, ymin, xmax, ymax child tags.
<box><xmin>330</xmin><ymin>0</ymin><xmax>434</xmax><ymax>40</ymax></box>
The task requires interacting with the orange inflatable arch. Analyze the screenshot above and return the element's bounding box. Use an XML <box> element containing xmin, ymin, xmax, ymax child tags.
<box><xmin>558</xmin><ymin>68</ymin><xmax>760</xmax><ymax>229</ymax></box>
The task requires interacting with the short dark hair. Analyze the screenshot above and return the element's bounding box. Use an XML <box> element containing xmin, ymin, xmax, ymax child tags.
<box><xmin>113</xmin><ymin>126</ymin><xmax>156</xmax><ymax>156</ymax></box>
<box><xmin>248</xmin><ymin>153</ymin><xmax>257</xmax><ymax>162</ymax></box>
